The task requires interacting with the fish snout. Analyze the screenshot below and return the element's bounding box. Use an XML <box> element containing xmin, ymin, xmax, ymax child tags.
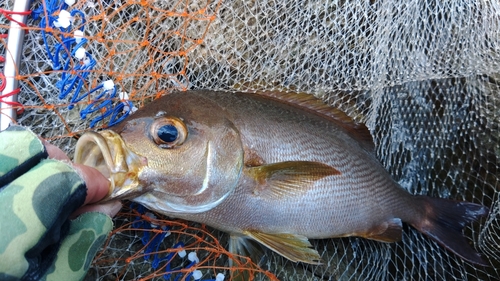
<box><xmin>74</xmin><ymin>130</ymin><xmax>148</xmax><ymax>201</ymax></box>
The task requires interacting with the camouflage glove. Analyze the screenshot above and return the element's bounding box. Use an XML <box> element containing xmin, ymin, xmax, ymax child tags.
<box><xmin>0</xmin><ymin>126</ymin><xmax>113</xmax><ymax>281</ymax></box>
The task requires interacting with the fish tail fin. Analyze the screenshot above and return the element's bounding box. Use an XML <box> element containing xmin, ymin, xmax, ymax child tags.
<box><xmin>412</xmin><ymin>196</ymin><xmax>489</xmax><ymax>266</ymax></box>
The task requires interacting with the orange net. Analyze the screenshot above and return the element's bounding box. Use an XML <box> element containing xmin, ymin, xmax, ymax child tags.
<box><xmin>88</xmin><ymin>203</ymin><xmax>276</xmax><ymax>281</ymax></box>
<box><xmin>2</xmin><ymin>0</ymin><xmax>500</xmax><ymax>280</ymax></box>
<box><xmin>1</xmin><ymin>2</ymin><xmax>281</xmax><ymax>280</ymax></box>
<box><xmin>2</xmin><ymin>0</ymin><xmax>222</xmax><ymax>141</ymax></box>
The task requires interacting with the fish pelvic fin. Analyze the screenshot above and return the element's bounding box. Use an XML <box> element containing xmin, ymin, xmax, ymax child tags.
<box><xmin>229</xmin><ymin>234</ymin><xmax>266</xmax><ymax>266</ymax></box>
<box><xmin>412</xmin><ymin>196</ymin><xmax>490</xmax><ymax>266</ymax></box>
<box><xmin>229</xmin><ymin>234</ymin><xmax>266</xmax><ymax>281</ymax></box>
<box><xmin>360</xmin><ymin>218</ymin><xmax>402</xmax><ymax>242</ymax></box>
<box><xmin>246</xmin><ymin>161</ymin><xmax>340</xmax><ymax>199</ymax></box>
<box><xmin>244</xmin><ymin>230</ymin><xmax>323</xmax><ymax>265</ymax></box>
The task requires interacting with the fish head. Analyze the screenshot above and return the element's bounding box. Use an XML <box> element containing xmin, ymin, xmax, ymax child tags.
<box><xmin>74</xmin><ymin>93</ymin><xmax>244</xmax><ymax>213</ymax></box>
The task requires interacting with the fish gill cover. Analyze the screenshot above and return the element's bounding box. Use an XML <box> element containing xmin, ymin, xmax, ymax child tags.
<box><xmin>0</xmin><ymin>0</ymin><xmax>499</xmax><ymax>280</ymax></box>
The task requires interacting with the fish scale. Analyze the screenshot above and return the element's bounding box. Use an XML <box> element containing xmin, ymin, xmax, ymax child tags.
<box><xmin>75</xmin><ymin>90</ymin><xmax>489</xmax><ymax>266</ymax></box>
<box><xmin>194</xmin><ymin>91</ymin><xmax>406</xmax><ymax>234</ymax></box>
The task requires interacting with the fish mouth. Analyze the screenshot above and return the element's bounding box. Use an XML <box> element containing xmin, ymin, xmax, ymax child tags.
<box><xmin>74</xmin><ymin>130</ymin><xmax>148</xmax><ymax>201</ymax></box>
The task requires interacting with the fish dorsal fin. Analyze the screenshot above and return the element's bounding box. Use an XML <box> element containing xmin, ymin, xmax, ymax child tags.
<box><xmin>252</xmin><ymin>91</ymin><xmax>374</xmax><ymax>152</ymax></box>
<box><xmin>244</xmin><ymin>231</ymin><xmax>322</xmax><ymax>265</ymax></box>
<box><xmin>246</xmin><ymin>161</ymin><xmax>341</xmax><ymax>199</ymax></box>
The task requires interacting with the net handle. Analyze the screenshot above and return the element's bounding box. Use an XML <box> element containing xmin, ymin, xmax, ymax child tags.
<box><xmin>0</xmin><ymin>0</ymin><xmax>30</xmax><ymax>131</ymax></box>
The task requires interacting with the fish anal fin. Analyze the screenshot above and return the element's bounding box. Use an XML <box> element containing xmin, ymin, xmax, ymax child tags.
<box><xmin>246</xmin><ymin>161</ymin><xmax>340</xmax><ymax>199</ymax></box>
<box><xmin>361</xmin><ymin>218</ymin><xmax>402</xmax><ymax>242</ymax></box>
<box><xmin>244</xmin><ymin>230</ymin><xmax>322</xmax><ymax>265</ymax></box>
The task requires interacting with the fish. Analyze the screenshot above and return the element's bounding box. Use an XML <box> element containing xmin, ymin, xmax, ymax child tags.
<box><xmin>74</xmin><ymin>90</ymin><xmax>489</xmax><ymax>266</ymax></box>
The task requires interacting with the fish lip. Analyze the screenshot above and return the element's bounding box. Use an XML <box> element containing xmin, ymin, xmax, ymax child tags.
<box><xmin>74</xmin><ymin>130</ymin><xmax>147</xmax><ymax>201</ymax></box>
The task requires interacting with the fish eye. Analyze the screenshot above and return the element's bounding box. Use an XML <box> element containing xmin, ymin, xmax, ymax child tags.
<box><xmin>151</xmin><ymin>116</ymin><xmax>188</xmax><ymax>148</ymax></box>
<box><xmin>158</xmin><ymin>125</ymin><xmax>178</xmax><ymax>142</ymax></box>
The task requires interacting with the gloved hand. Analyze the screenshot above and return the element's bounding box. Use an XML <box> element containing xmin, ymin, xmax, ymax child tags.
<box><xmin>0</xmin><ymin>125</ymin><xmax>121</xmax><ymax>281</ymax></box>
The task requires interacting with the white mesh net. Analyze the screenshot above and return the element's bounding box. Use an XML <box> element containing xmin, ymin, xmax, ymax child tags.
<box><xmin>1</xmin><ymin>0</ymin><xmax>499</xmax><ymax>280</ymax></box>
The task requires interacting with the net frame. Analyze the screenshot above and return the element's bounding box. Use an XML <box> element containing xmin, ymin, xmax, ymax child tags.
<box><xmin>0</xmin><ymin>0</ymin><xmax>30</xmax><ymax>130</ymax></box>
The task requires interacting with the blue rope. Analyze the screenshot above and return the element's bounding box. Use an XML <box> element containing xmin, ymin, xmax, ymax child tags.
<box><xmin>129</xmin><ymin>203</ymin><xmax>219</xmax><ymax>281</ymax></box>
<box><xmin>34</xmin><ymin>0</ymin><xmax>134</xmax><ymax>127</ymax></box>
<box><xmin>108</xmin><ymin>100</ymin><xmax>134</xmax><ymax>127</ymax></box>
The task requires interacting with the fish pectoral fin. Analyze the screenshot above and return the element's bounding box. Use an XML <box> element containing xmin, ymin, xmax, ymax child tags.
<box><xmin>361</xmin><ymin>218</ymin><xmax>403</xmax><ymax>242</ymax></box>
<box><xmin>246</xmin><ymin>161</ymin><xmax>340</xmax><ymax>199</ymax></box>
<box><xmin>244</xmin><ymin>230</ymin><xmax>322</xmax><ymax>265</ymax></box>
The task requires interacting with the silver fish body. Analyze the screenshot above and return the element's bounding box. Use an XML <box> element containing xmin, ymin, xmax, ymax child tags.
<box><xmin>75</xmin><ymin>90</ymin><xmax>489</xmax><ymax>265</ymax></box>
<box><xmin>152</xmin><ymin>92</ymin><xmax>412</xmax><ymax>237</ymax></box>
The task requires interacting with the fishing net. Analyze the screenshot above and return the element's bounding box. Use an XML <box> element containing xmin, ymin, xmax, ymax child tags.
<box><xmin>1</xmin><ymin>0</ymin><xmax>499</xmax><ymax>280</ymax></box>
